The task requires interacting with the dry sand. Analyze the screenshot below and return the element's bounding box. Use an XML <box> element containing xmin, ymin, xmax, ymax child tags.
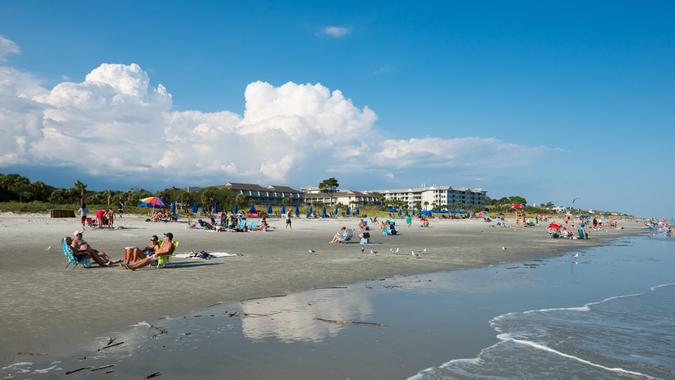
<box><xmin>0</xmin><ymin>213</ymin><xmax>642</xmax><ymax>364</ymax></box>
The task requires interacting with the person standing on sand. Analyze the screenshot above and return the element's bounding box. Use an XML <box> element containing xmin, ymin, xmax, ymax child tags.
<box><xmin>406</xmin><ymin>214</ymin><xmax>413</xmax><ymax>227</ymax></box>
<box><xmin>285</xmin><ymin>210</ymin><xmax>292</xmax><ymax>230</ymax></box>
<box><xmin>117</xmin><ymin>200</ymin><xmax>124</xmax><ymax>219</ymax></box>
<box><xmin>78</xmin><ymin>204</ymin><xmax>88</xmax><ymax>230</ymax></box>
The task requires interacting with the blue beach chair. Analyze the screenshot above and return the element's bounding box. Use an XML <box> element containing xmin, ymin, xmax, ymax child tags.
<box><xmin>61</xmin><ymin>238</ymin><xmax>91</xmax><ymax>269</ymax></box>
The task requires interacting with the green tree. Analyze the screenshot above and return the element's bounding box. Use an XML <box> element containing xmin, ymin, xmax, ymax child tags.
<box><xmin>73</xmin><ymin>180</ymin><xmax>87</xmax><ymax>207</ymax></box>
<box><xmin>318</xmin><ymin>177</ymin><xmax>339</xmax><ymax>193</ymax></box>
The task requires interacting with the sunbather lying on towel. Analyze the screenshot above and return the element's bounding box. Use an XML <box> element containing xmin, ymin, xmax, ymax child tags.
<box><xmin>122</xmin><ymin>233</ymin><xmax>175</xmax><ymax>270</ymax></box>
<box><xmin>123</xmin><ymin>235</ymin><xmax>161</xmax><ymax>265</ymax></box>
<box><xmin>70</xmin><ymin>231</ymin><xmax>120</xmax><ymax>266</ymax></box>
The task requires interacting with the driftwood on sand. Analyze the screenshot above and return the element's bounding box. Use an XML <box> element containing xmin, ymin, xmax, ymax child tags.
<box><xmin>97</xmin><ymin>341</ymin><xmax>124</xmax><ymax>351</ymax></box>
<box><xmin>314</xmin><ymin>317</ymin><xmax>385</xmax><ymax>327</ymax></box>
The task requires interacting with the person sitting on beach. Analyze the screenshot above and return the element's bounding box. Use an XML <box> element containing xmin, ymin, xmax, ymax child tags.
<box><xmin>330</xmin><ymin>227</ymin><xmax>347</xmax><ymax>244</ymax></box>
<box><xmin>359</xmin><ymin>231</ymin><xmax>370</xmax><ymax>244</ymax></box>
<box><xmin>71</xmin><ymin>231</ymin><xmax>120</xmax><ymax>266</ymax></box>
<box><xmin>123</xmin><ymin>235</ymin><xmax>161</xmax><ymax>266</ymax></box>
<box><xmin>123</xmin><ymin>233</ymin><xmax>176</xmax><ymax>270</ymax></box>
<box><xmin>358</xmin><ymin>218</ymin><xmax>368</xmax><ymax>230</ymax></box>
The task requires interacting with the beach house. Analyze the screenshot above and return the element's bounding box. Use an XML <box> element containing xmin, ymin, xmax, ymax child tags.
<box><xmin>223</xmin><ymin>182</ymin><xmax>305</xmax><ymax>206</ymax></box>
<box><xmin>371</xmin><ymin>186</ymin><xmax>487</xmax><ymax>210</ymax></box>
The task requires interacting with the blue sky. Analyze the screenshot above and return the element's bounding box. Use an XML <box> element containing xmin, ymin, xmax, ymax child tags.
<box><xmin>0</xmin><ymin>0</ymin><xmax>673</xmax><ymax>216</ymax></box>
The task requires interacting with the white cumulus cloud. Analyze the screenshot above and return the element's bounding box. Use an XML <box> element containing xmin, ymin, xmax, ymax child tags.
<box><xmin>0</xmin><ymin>36</ymin><xmax>557</xmax><ymax>187</ymax></box>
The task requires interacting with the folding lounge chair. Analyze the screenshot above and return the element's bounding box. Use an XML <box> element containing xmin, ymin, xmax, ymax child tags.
<box><xmin>156</xmin><ymin>241</ymin><xmax>179</xmax><ymax>268</ymax></box>
<box><xmin>61</xmin><ymin>238</ymin><xmax>91</xmax><ymax>269</ymax></box>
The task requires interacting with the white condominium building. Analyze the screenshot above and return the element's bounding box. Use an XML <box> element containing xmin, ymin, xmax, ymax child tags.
<box><xmin>372</xmin><ymin>186</ymin><xmax>487</xmax><ymax>210</ymax></box>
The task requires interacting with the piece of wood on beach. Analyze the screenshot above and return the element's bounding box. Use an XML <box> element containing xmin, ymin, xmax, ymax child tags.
<box><xmin>65</xmin><ymin>367</ymin><xmax>92</xmax><ymax>375</ymax></box>
<box><xmin>206</xmin><ymin>301</ymin><xmax>223</xmax><ymax>308</ymax></box>
<box><xmin>91</xmin><ymin>364</ymin><xmax>116</xmax><ymax>372</ymax></box>
<box><xmin>97</xmin><ymin>341</ymin><xmax>124</xmax><ymax>351</ymax></box>
<box><xmin>240</xmin><ymin>294</ymin><xmax>287</xmax><ymax>303</ymax></box>
<box><xmin>145</xmin><ymin>371</ymin><xmax>162</xmax><ymax>379</ymax></box>
<box><xmin>313</xmin><ymin>286</ymin><xmax>348</xmax><ymax>290</ymax></box>
<box><xmin>314</xmin><ymin>317</ymin><xmax>385</xmax><ymax>327</ymax></box>
<box><xmin>17</xmin><ymin>351</ymin><xmax>48</xmax><ymax>356</ymax></box>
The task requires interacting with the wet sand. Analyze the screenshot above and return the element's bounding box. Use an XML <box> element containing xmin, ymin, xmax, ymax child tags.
<box><xmin>0</xmin><ymin>213</ymin><xmax>642</xmax><ymax>364</ymax></box>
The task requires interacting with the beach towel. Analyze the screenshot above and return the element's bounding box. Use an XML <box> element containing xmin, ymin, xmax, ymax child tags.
<box><xmin>174</xmin><ymin>251</ymin><xmax>242</xmax><ymax>259</ymax></box>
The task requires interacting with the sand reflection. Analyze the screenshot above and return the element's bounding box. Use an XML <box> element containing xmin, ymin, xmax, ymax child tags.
<box><xmin>241</xmin><ymin>288</ymin><xmax>373</xmax><ymax>343</ymax></box>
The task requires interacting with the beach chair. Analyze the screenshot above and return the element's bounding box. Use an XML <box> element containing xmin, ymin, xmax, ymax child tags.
<box><xmin>156</xmin><ymin>241</ymin><xmax>179</xmax><ymax>268</ymax></box>
<box><xmin>250</xmin><ymin>220</ymin><xmax>259</xmax><ymax>230</ymax></box>
<box><xmin>61</xmin><ymin>238</ymin><xmax>91</xmax><ymax>269</ymax></box>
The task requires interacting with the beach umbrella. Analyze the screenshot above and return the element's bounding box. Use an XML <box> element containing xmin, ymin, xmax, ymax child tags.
<box><xmin>405</xmin><ymin>209</ymin><xmax>409</xmax><ymax>216</ymax></box>
<box><xmin>267</xmin><ymin>205</ymin><xmax>273</xmax><ymax>214</ymax></box>
<box><xmin>294</xmin><ymin>206</ymin><xmax>300</xmax><ymax>217</ymax></box>
<box><xmin>398</xmin><ymin>209</ymin><xmax>403</xmax><ymax>216</ymax></box>
<box><xmin>233</xmin><ymin>204</ymin><xmax>239</xmax><ymax>214</ymax></box>
<box><xmin>250</xmin><ymin>205</ymin><xmax>257</xmax><ymax>213</ymax></box>
<box><xmin>355</xmin><ymin>207</ymin><xmax>360</xmax><ymax>215</ymax></box>
<box><xmin>346</xmin><ymin>207</ymin><xmax>351</xmax><ymax>216</ymax></box>
<box><xmin>510</xmin><ymin>203</ymin><xmax>523</xmax><ymax>210</ymax></box>
<box><xmin>334</xmin><ymin>206</ymin><xmax>339</xmax><ymax>216</ymax></box>
<box><xmin>140</xmin><ymin>196</ymin><xmax>166</xmax><ymax>207</ymax></box>
<box><xmin>307</xmin><ymin>206</ymin><xmax>313</xmax><ymax>217</ymax></box>
<box><xmin>412</xmin><ymin>209</ymin><xmax>416</xmax><ymax>216</ymax></box>
<box><xmin>281</xmin><ymin>206</ymin><xmax>286</xmax><ymax>215</ymax></box>
<box><xmin>192</xmin><ymin>202</ymin><xmax>198</xmax><ymax>214</ymax></box>
<box><xmin>170</xmin><ymin>202</ymin><xmax>177</xmax><ymax>214</ymax></box>
<box><xmin>549</xmin><ymin>223</ymin><xmax>561</xmax><ymax>229</ymax></box>
<box><xmin>322</xmin><ymin>207</ymin><xmax>327</xmax><ymax>218</ymax></box>
<box><xmin>213</xmin><ymin>203</ymin><xmax>219</xmax><ymax>214</ymax></box>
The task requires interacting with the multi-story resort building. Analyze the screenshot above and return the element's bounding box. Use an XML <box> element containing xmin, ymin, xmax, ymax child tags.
<box><xmin>302</xmin><ymin>187</ymin><xmax>380</xmax><ymax>206</ymax></box>
<box><xmin>371</xmin><ymin>186</ymin><xmax>487</xmax><ymax>210</ymax></box>
<box><xmin>223</xmin><ymin>182</ymin><xmax>304</xmax><ymax>206</ymax></box>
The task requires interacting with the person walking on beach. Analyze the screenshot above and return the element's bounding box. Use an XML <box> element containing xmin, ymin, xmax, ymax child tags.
<box><xmin>78</xmin><ymin>204</ymin><xmax>89</xmax><ymax>230</ymax></box>
<box><xmin>117</xmin><ymin>200</ymin><xmax>124</xmax><ymax>219</ymax></box>
<box><xmin>285</xmin><ymin>210</ymin><xmax>292</xmax><ymax>230</ymax></box>
<box><xmin>406</xmin><ymin>214</ymin><xmax>413</xmax><ymax>228</ymax></box>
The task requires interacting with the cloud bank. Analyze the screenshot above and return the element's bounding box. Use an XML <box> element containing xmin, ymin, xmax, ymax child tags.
<box><xmin>0</xmin><ymin>36</ymin><xmax>553</xmax><ymax>187</ymax></box>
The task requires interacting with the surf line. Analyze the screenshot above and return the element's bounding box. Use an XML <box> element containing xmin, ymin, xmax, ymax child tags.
<box><xmin>504</xmin><ymin>335</ymin><xmax>655</xmax><ymax>379</ymax></box>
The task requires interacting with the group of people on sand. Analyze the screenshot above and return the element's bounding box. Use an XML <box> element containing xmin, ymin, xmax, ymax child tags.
<box><xmin>66</xmin><ymin>230</ymin><xmax>176</xmax><ymax>270</ymax></box>
<box><xmin>78</xmin><ymin>204</ymin><xmax>116</xmax><ymax>230</ymax></box>
<box><xmin>149</xmin><ymin>209</ymin><xmax>175</xmax><ymax>222</ymax></box>
<box><xmin>190</xmin><ymin>211</ymin><xmax>274</xmax><ymax>232</ymax></box>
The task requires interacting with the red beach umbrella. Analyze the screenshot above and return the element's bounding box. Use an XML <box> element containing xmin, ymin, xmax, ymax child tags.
<box><xmin>510</xmin><ymin>203</ymin><xmax>523</xmax><ymax>209</ymax></box>
<box><xmin>549</xmin><ymin>223</ymin><xmax>561</xmax><ymax>229</ymax></box>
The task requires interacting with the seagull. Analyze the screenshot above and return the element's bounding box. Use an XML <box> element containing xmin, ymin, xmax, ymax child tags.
<box><xmin>389</xmin><ymin>248</ymin><xmax>394</xmax><ymax>253</ymax></box>
<box><xmin>422</xmin><ymin>248</ymin><xmax>427</xmax><ymax>253</ymax></box>
<box><xmin>370</xmin><ymin>249</ymin><xmax>377</xmax><ymax>254</ymax></box>
<box><xmin>501</xmin><ymin>246</ymin><xmax>507</xmax><ymax>251</ymax></box>
<box><xmin>395</xmin><ymin>248</ymin><xmax>400</xmax><ymax>253</ymax></box>
<box><xmin>308</xmin><ymin>249</ymin><xmax>316</xmax><ymax>254</ymax></box>
<box><xmin>572</xmin><ymin>252</ymin><xmax>579</xmax><ymax>258</ymax></box>
<box><xmin>411</xmin><ymin>250</ymin><xmax>420</xmax><ymax>257</ymax></box>
<box><xmin>45</xmin><ymin>246</ymin><xmax>52</xmax><ymax>251</ymax></box>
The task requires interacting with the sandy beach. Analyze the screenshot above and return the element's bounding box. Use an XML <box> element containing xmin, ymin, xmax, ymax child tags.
<box><xmin>0</xmin><ymin>213</ymin><xmax>642</xmax><ymax>365</ymax></box>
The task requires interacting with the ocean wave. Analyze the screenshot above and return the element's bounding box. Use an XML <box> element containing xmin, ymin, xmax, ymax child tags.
<box><xmin>410</xmin><ymin>283</ymin><xmax>675</xmax><ymax>379</ymax></box>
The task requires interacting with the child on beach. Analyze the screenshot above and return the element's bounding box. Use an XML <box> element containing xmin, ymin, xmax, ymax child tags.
<box><xmin>78</xmin><ymin>204</ymin><xmax>88</xmax><ymax>230</ymax></box>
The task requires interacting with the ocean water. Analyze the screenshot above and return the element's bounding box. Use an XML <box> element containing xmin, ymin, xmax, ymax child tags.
<box><xmin>2</xmin><ymin>234</ymin><xmax>674</xmax><ymax>379</ymax></box>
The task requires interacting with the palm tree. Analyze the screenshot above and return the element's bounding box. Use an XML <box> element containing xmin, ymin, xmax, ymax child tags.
<box><xmin>73</xmin><ymin>180</ymin><xmax>87</xmax><ymax>207</ymax></box>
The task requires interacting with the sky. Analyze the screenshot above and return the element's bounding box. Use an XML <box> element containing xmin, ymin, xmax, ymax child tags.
<box><xmin>0</xmin><ymin>0</ymin><xmax>673</xmax><ymax>216</ymax></box>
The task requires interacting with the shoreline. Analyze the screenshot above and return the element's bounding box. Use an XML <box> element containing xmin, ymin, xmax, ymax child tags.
<box><xmin>0</xmin><ymin>213</ymin><xmax>643</xmax><ymax>365</ymax></box>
